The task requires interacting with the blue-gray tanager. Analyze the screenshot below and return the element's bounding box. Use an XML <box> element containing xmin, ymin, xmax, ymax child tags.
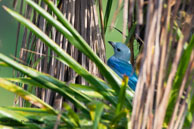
<box><xmin>107</xmin><ymin>41</ymin><xmax>138</xmax><ymax>91</ymax></box>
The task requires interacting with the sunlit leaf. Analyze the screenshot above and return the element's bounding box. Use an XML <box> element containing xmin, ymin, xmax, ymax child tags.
<box><xmin>116</xmin><ymin>75</ymin><xmax>128</xmax><ymax>115</ymax></box>
<box><xmin>92</xmin><ymin>102</ymin><xmax>104</xmax><ymax>129</ymax></box>
<box><xmin>2</xmin><ymin>6</ymin><xmax>123</xmax><ymax>107</ymax></box>
<box><xmin>23</xmin><ymin>0</ymin><xmax>123</xmax><ymax>93</ymax></box>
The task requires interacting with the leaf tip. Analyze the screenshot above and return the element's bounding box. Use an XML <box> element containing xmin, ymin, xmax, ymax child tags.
<box><xmin>2</xmin><ymin>5</ymin><xmax>8</xmax><ymax>11</ymax></box>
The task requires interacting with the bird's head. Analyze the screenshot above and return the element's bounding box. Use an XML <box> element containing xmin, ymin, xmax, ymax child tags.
<box><xmin>108</xmin><ymin>41</ymin><xmax>131</xmax><ymax>61</ymax></box>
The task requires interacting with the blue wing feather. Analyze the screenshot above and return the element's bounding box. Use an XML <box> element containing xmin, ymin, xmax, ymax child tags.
<box><xmin>108</xmin><ymin>56</ymin><xmax>138</xmax><ymax>91</ymax></box>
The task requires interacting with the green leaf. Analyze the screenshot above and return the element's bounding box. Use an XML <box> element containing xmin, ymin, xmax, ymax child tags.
<box><xmin>0</xmin><ymin>79</ymin><xmax>56</xmax><ymax>113</ymax></box>
<box><xmin>0</xmin><ymin>54</ymin><xmax>91</xmax><ymax>114</ymax></box>
<box><xmin>0</xmin><ymin>107</ymin><xmax>42</xmax><ymax>129</ymax></box>
<box><xmin>104</xmin><ymin>0</ymin><xmax>113</xmax><ymax>33</ymax></box>
<box><xmin>7</xmin><ymin>77</ymin><xmax>93</xmax><ymax>103</ymax></box>
<box><xmin>125</xmin><ymin>23</ymin><xmax>136</xmax><ymax>44</ymax></box>
<box><xmin>115</xmin><ymin>75</ymin><xmax>128</xmax><ymax>115</ymax></box>
<box><xmin>0</xmin><ymin>107</ymin><xmax>29</xmax><ymax>125</ymax></box>
<box><xmin>166</xmin><ymin>34</ymin><xmax>194</xmax><ymax>124</ymax></box>
<box><xmin>69</xmin><ymin>84</ymin><xmax>104</xmax><ymax>99</ymax></box>
<box><xmin>0</xmin><ymin>125</ymin><xmax>14</xmax><ymax>129</ymax></box>
<box><xmin>92</xmin><ymin>102</ymin><xmax>104</xmax><ymax>129</ymax></box>
<box><xmin>63</xmin><ymin>102</ymin><xmax>81</xmax><ymax>127</ymax></box>
<box><xmin>0</xmin><ymin>78</ymin><xmax>75</xmax><ymax>127</ymax></box>
<box><xmin>6</xmin><ymin>77</ymin><xmax>45</xmax><ymax>88</ymax></box>
<box><xmin>0</xmin><ymin>61</ymin><xmax>9</xmax><ymax>67</ymax></box>
<box><xmin>111</xmin><ymin>109</ymin><xmax>128</xmax><ymax>127</ymax></box>
<box><xmin>23</xmin><ymin>0</ymin><xmax>123</xmax><ymax>93</ymax></box>
<box><xmin>3</xmin><ymin>6</ymin><xmax>120</xmax><ymax>107</ymax></box>
<box><xmin>5</xmin><ymin>107</ymin><xmax>53</xmax><ymax>116</ymax></box>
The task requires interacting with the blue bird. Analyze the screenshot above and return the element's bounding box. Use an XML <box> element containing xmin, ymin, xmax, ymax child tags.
<box><xmin>107</xmin><ymin>41</ymin><xmax>138</xmax><ymax>91</ymax></box>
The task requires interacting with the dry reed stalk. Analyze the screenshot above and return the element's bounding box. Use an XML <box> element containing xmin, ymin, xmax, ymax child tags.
<box><xmin>33</xmin><ymin>1</ymin><xmax>48</xmax><ymax>104</ymax></box>
<box><xmin>10</xmin><ymin>55</ymin><xmax>27</xmax><ymax>65</ymax></box>
<box><xmin>168</xmin><ymin>52</ymin><xmax>194</xmax><ymax>129</ymax></box>
<box><xmin>141</xmin><ymin>1</ymin><xmax>162</xmax><ymax>129</ymax></box>
<box><xmin>136</xmin><ymin>0</ymin><xmax>143</xmax><ymax>25</ymax></box>
<box><xmin>127</xmin><ymin>0</ymin><xmax>135</xmax><ymax>66</ymax></box>
<box><xmin>13</xmin><ymin>0</ymin><xmax>18</xmax><ymax>9</ymax></box>
<box><xmin>13</xmin><ymin>0</ymin><xmax>105</xmax><ymax>109</ymax></box>
<box><xmin>154</xmin><ymin>36</ymin><xmax>183</xmax><ymax>129</ymax></box>
<box><xmin>54</xmin><ymin>111</ymin><xmax>62</xmax><ymax>129</ymax></box>
<box><xmin>98</xmin><ymin>0</ymin><xmax>105</xmax><ymax>42</ymax></box>
<box><xmin>154</xmin><ymin>2</ymin><xmax>194</xmax><ymax>128</ymax></box>
<box><xmin>131</xmin><ymin>0</ymin><xmax>155</xmax><ymax>128</ymax></box>
<box><xmin>128</xmin><ymin>0</ymin><xmax>134</xmax><ymax>28</ymax></box>
<box><xmin>131</xmin><ymin>0</ymin><xmax>193</xmax><ymax>128</ymax></box>
<box><xmin>155</xmin><ymin>0</ymin><xmax>179</xmax><ymax>109</ymax></box>
<box><xmin>123</xmin><ymin>0</ymin><xmax>128</xmax><ymax>42</ymax></box>
<box><xmin>110</xmin><ymin>0</ymin><xmax>123</xmax><ymax>30</ymax></box>
<box><xmin>14</xmin><ymin>0</ymin><xmax>23</xmax><ymax>62</ymax></box>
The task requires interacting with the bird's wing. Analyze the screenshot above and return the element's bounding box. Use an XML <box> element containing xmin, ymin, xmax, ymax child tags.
<box><xmin>108</xmin><ymin>56</ymin><xmax>138</xmax><ymax>90</ymax></box>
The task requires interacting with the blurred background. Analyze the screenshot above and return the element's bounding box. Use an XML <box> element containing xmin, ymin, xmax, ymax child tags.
<box><xmin>0</xmin><ymin>0</ymin><xmax>16</xmax><ymax>106</ymax></box>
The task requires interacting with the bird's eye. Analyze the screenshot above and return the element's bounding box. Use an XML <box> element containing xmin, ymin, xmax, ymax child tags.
<box><xmin>117</xmin><ymin>48</ymin><xmax>121</xmax><ymax>52</ymax></box>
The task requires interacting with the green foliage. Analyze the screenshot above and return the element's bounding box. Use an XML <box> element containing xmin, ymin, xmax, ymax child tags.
<box><xmin>165</xmin><ymin>34</ymin><xmax>194</xmax><ymax>127</ymax></box>
<box><xmin>0</xmin><ymin>0</ymin><xmax>135</xmax><ymax>128</ymax></box>
<box><xmin>0</xmin><ymin>0</ymin><xmax>193</xmax><ymax>128</ymax></box>
<box><xmin>104</xmin><ymin>0</ymin><xmax>113</xmax><ymax>33</ymax></box>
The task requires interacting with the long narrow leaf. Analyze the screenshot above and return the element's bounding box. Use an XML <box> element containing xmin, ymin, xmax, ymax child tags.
<box><xmin>6</xmin><ymin>77</ymin><xmax>94</xmax><ymax>102</ymax></box>
<box><xmin>24</xmin><ymin>0</ymin><xmax>122</xmax><ymax>93</ymax></box>
<box><xmin>0</xmin><ymin>125</ymin><xmax>14</xmax><ymax>129</ymax></box>
<box><xmin>92</xmin><ymin>102</ymin><xmax>104</xmax><ymax>129</ymax></box>
<box><xmin>69</xmin><ymin>84</ymin><xmax>105</xmax><ymax>99</ymax></box>
<box><xmin>116</xmin><ymin>75</ymin><xmax>128</xmax><ymax>115</ymax></box>
<box><xmin>166</xmin><ymin>35</ymin><xmax>194</xmax><ymax>122</ymax></box>
<box><xmin>0</xmin><ymin>107</ymin><xmax>41</xmax><ymax>129</ymax></box>
<box><xmin>0</xmin><ymin>79</ymin><xmax>56</xmax><ymax>113</ymax></box>
<box><xmin>0</xmin><ymin>78</ymin><xmax>75</xmax><ymax>127</ymax></box>
<box><xmin>6</xmin><ymin>107</ymin><xmax>53</xmax><ymax>115</ymax></box>
<box><xmin>0</xmin><ymin>107</ymin><xmax>29</xmax><ymax>124</ymax></box>
<box><xmin>2</xmin><ymin>6</ymin><xmax>120</xmax><ymax>106</ymax></box>
<box><xmin>104</xmin><ymin>0</ymin><xmax>113</xmax><ymax>33</ymax></box>
<box><xmin>0</xmin><ymin>54</ymin><xmax>91</xmax><ymax>113</ymax></box>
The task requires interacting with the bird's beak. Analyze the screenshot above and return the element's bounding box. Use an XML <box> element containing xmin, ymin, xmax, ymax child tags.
<box><xmin>108</xmin><ymin>41</ymin><xmax>116</xmax><ymax>48</ymax></box>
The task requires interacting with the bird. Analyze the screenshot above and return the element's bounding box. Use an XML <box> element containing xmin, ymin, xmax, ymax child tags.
<box><xmin>107</xmin><ymin>41</ymin><xmax>138</xmax><ymax>91</ymax></box>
